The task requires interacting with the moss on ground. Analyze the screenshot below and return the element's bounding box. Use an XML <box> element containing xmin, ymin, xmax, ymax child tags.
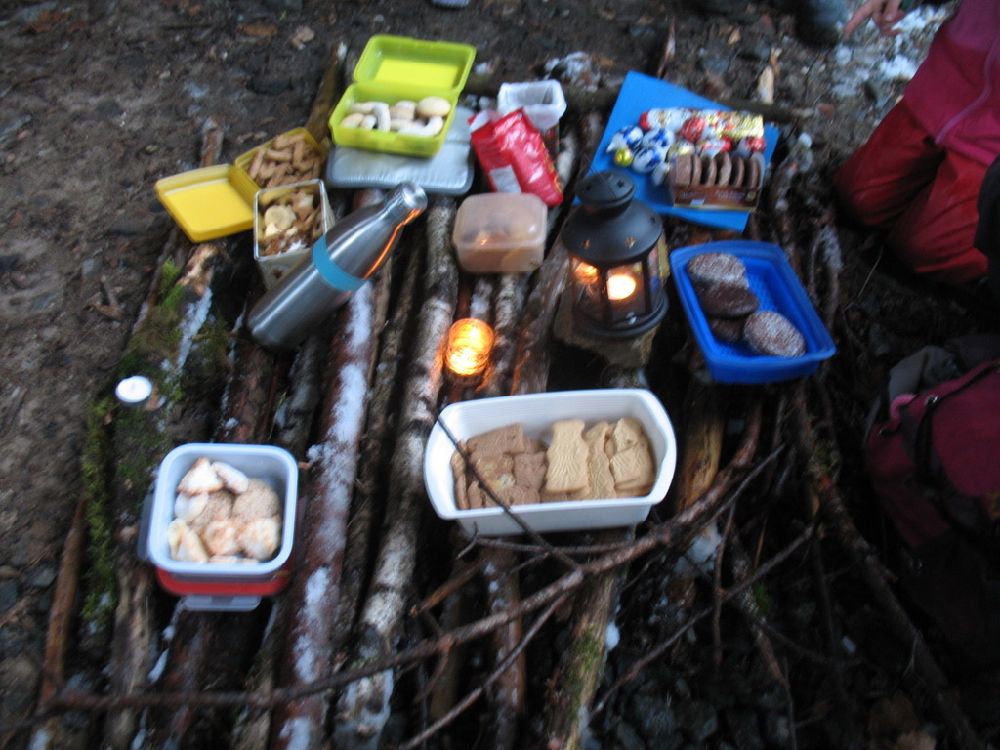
<box><xmin>80</xmin><ymin>397</ymin><xmax>116</xmax><ymax>636</ymax></box>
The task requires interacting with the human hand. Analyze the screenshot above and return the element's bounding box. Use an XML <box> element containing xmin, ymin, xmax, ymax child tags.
<box><xmin>843</xmin><ymin>0</ymin><xmax>907</xmax><ymax>37</ymax></box>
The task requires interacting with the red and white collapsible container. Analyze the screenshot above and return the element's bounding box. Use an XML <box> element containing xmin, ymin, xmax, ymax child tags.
<box><xmin>142</xmin><ymin>443</ymin><xmax>299</xmax><ymax>611</ymax></box>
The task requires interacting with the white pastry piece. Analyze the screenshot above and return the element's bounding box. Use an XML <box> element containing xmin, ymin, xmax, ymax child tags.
<box><xmin>174</xmin><ymin>492</ymin><xmax>207</xmax><ymax>523</ymax></box>
<box><xmin>167</xmin><ymin>519</ymin><xmax>209</xmax><ymax>563</ymax></box>
<box><xmin>238</xmin><ymin>517</ymin><xmax>281</xmax><ymax>561</ymax></box>
<box><xmin>341</xmin><ymin>112</ymin><xmax>366</xmax><ymax>128</ymax></box>
<box><xmin>232</xmin><ymin>479</ymin><xmax>281</xmax><ymax>523</ymax></box>
<box><xmin>263</xmin><ymin>205</ymin><xmax>295</xmax><ymax>232</ymax></box>
<box><xmin>212</xmin><ymin>461</ymin><xmax>250</xmax><ymax>495</ymax></box>
<box><xmin>372</xmin><ymin>102</ymin><xmax>391</xmax><ymax>132</ymax></box>
<box><xmin>400</xmin><ymin>116</ymin><xmax>444</xmax><ymax>137</ymax></box>
<box><xmin>416</xmin><ymin>96</ymin><xmax>451</xmax><ymax>118</ymax></box>
<box><xmin>176</xmin><ymin>457</ymin><xmax>224</xmax><ymax>495</ymax></box>
<box><xmin>202</xmin><ymin>520</ymin><xmax>242</xmax><ymax>557</ymax></box>
<box><xmin>390</xmin><ymin>100</ymin><xmax>416</xmax><ymax>120</ymax></box>
<box><xmin>188</xmin><ymin>490</ymin><xmax>233</xmax><ymax>534</ymax></box>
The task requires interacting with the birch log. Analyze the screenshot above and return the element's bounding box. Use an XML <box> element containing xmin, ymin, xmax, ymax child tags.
<box><xmin>229</xmin><ymin>334</ymin><xmax>334</xmax><ymax>750</ymax></box>
<box><xmin>333</xmin><ymin>238</ymin><xmax>424</xmax><ymax>647</ymax></box>
<box><xmin>270</xmin><ymin>192</ymin><xmax>395</xmax><ymax>750</ymax></box>
<box><xmin>543</xmin><ymin>527</ymin><xmax>633</xmax><ymax>750</ymax></box>
<box><xmin>333</xmin><ymin>197</ymin><xmax>458</xmax><ymax>750</ymax></box>
<box><xmin>101</xmin><ymin>121</ymin><xmax>232</xmax><ymax>750</ymax></box>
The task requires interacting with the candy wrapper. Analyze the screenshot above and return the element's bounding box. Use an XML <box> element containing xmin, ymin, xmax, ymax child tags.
<box><xmin>470</xmin><ymin>109</ymin><xmax>563</xmax><ymax>207</ymax></box>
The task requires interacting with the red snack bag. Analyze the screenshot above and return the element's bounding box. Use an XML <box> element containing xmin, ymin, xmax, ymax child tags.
<box><xmin>469</xmin><ymin>109</ymin><xmax>563</xmax><ymax>207</ymax></box>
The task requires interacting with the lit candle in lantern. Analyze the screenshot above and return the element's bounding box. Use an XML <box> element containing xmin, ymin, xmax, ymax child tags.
<box><xmin>445</xmin><ymin>318</ymin><xmax>494</xmax><ymax>379</ymax></box>
<box><xmin>606</xmin><ymin>272</ymin><xmax>638</xmax><ymax>301</ymax></box>
<box><xmin>573</xmin><ymin>261</ymin><xmax>600</xmax><ymax>286</ymax></box>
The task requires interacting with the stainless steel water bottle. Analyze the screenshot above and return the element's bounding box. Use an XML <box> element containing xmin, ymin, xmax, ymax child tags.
<box><xmin>248</xmin><ymin>182</ymin><xmax>427</xmax><ymax>350</ymax></box>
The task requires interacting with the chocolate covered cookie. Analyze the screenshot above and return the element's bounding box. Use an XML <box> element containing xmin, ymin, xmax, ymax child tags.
<box><xmin>687</xmin><ymin>252</ymin><xmax>749</xmax><ymax>288</ymax></box>
<box><xmin>708</xmin><ymin>315</ymin><xmax>746</xmax><ymax>343</ymax></box>
<box><xmin>694</xmin><ymin>281</ymin><xmax>759</xmax><ymax>317</ymax></box>
<box><xmin>744</xmin><ymin>311</ymin><xmax>806</xmax><ymax>357</ymax></box>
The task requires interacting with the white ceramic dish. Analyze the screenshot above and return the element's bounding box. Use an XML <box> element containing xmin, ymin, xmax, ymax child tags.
<box><xmin>424</xmin><ymin>389</ymin><xmax>678</xmax><ymax>536</ymax></box>
<box><xmin>147</xmin><ymin>443</ymin><xmax>298</xmax><ymax>580</ymax></box>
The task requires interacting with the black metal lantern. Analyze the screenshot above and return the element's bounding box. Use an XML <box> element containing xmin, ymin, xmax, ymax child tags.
<box><xmin>561</xmin><ymin>171</ymin><xmax>667</xmax><ymax>338</ymax></box>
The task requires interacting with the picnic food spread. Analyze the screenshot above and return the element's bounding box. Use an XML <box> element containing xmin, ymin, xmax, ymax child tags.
<box><xmin>166</xmin><ymin>457</ymin><xmax>282</xmax><ymax>564</ymax></box>
<box><xmin>146</xmin><ymin>33</ymin><xmax>834</xmax><ymax>615</ymax></box>
<box><xmin>450</xmin><ymin>418</ymin><xmax>655</xmax><ymax>510</ymax></box>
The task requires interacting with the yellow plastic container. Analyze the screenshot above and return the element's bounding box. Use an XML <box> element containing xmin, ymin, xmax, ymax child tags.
<box><xmin>329</xmin><ymin>35</ymin><xmax>476</xmax><ymax>158</ymax></box>
<box><xmin>234</xmin><ymin>127</ymin><xmax>327</xmax><ymax>188</ymax></box>
<box><xmin>155</xmin><ymin>165</ymin><xmax>258</xmax><ymax>243</ymax></box>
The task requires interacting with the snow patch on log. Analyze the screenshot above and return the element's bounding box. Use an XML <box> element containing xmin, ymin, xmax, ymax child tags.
<box><xmin>674</xmin><ymin>523</ymin><xmax>722</xmax><ymax>576</ymax></box>
<box><xmin>294</xmin><ymin>569</ymin><xmax>329</xmax><ymax>683</ymax></box>
<box><xmin>605</xmin><ymin>622</ymin><xmax>620</xmax><ymax>650</ymax></box>
<box><xmin>277</xmin><ymin>717</ymin><xmax>313</xmax><ymax>750</ymax></box>
<box><xmin>173</xmin><ymin>288</ymin><xmax>213</xmax><ymax>372</ymax></box>
<box><xmin>333</xmin><ymin>669</ymin><xmax>395</xmax><ymax>750</ymax></box>
<box><xmin>329</xmin><ymin>363</ymin><xmax>368</xmax><ymax>446</ymax></box>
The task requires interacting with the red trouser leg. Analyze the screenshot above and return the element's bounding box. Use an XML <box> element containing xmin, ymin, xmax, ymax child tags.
<box><xmin>834</xmin><ymin>100</ymin><xmax>988</xmax><ymax>284</ymax></box>
<box><xmin>887</xmin><ymin>149</ymin><xmax>988</xmax><ymax>283</ymax></box>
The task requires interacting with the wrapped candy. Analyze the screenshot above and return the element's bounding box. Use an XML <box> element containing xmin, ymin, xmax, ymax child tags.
<box><xmin>651</xmin><ymin>161</ymin><xmax>671</xmax><ymax>187</ymax></box>
<box><xmin>613</xmin><ymin>146</ymin><xmax>635</xmax><ymax>167</ymax></box>
<box><xmin>641</xmin><ymin>128</ymin><xmax>674</xmax><ymax>151</ymax></box>
<box><xmin>640</xmin><ymin>107</ymin><xmax>690</xmax><ymax>132</ymax></box>
<box><xmin>605</xmin><ymin>125</ymin><xmax>644</xmax><ymax>153</ymax></box>
<box><xmin>631</xmin><ymin>145</ymin><xmax>668</xmax><ymax>174</ymax></box>
<box><xmin>716</xmin><ymin>111</ymin><xmax>765</xmax><ymax>141</ymax></box>
<box><xmin>679</xmin><ymin>116</ymin><xmax>706</xmax><ymax>143</ymax></box>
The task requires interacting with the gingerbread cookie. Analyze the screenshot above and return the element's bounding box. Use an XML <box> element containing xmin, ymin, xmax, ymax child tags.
<box><xmin>545</xmin><ymin>419</ymin><xmax>589</xmax><ymax>495</ymax></box>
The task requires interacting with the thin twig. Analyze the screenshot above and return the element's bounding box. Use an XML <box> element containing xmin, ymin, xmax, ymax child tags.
<box><xmin>399</xmin><ymin>594</ymin><xmax>567</xmax><ymax>750</ymax></box>
<box><xmin>435</xmin><ymin>416</ymin><xmax>581</xmax><ymax>571</ymax></box>
<box><xmin>592</xmin><ymin>523</ymin><xmax>815</xmax><ymax>715</ymax></box>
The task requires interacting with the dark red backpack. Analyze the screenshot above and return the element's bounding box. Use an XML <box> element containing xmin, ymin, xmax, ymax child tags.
<box><xmin>864</xmin><ymin>335</ymin><xmax>1000</xmax><ymax>667</ymax></box>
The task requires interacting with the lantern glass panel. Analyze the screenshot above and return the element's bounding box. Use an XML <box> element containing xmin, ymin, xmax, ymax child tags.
<box><xmin>571</xmin><ymin>258</ymin><xmax>604</xmax><ymax>323</ymax></box>
<box><xmin>605</xmin><ymin>262</ymin><xmax>647</xmax><ymax>324</ymax></box>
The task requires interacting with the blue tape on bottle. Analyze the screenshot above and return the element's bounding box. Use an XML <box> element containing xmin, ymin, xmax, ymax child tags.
<box><xmin>311</xmin><ymin>235</ymin><xmax>365</xmax><ymax>292</ymax></box>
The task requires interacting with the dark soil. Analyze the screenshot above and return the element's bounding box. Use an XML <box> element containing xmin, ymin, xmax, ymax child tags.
<box><xmin>4</xmin><ymin>0</ymin><xmax>998</xmax><ymax>748</ymax></box>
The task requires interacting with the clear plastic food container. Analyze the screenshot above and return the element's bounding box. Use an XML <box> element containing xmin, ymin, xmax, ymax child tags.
<box><xmin>452</xmin><ymin>192</ymin><xmax>547</xmax><ymax>273</ymax></box>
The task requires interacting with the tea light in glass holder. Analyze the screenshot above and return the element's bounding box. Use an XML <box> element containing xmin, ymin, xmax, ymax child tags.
<box><xmin>445</xmin><ymin>318</ymin><xmax>495</xmax><ymax>380</ymax></box>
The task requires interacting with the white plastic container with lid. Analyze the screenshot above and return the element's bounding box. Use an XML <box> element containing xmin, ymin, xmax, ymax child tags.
<box><xmin>452</xmin><ymin>192</ymin><xmax>547</xmax><ymax>273</ymax></box>
<box><xmin>423</xmin><ymin>389</ymin><xmax>678</xmax><ymax>537</ymax></box>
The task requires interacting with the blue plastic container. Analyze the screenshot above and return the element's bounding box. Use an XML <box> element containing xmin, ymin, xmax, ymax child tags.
<box><xmin>671</xmin><ymin>241</ymin><xmax>836</xmax><ymax>383</ymax></box>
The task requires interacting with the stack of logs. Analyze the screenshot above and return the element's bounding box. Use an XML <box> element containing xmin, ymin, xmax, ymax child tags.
<box><xmin>22</xmin><ymin>40</ymin><xmax>987</xmax><ymax>750</ymax></box>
